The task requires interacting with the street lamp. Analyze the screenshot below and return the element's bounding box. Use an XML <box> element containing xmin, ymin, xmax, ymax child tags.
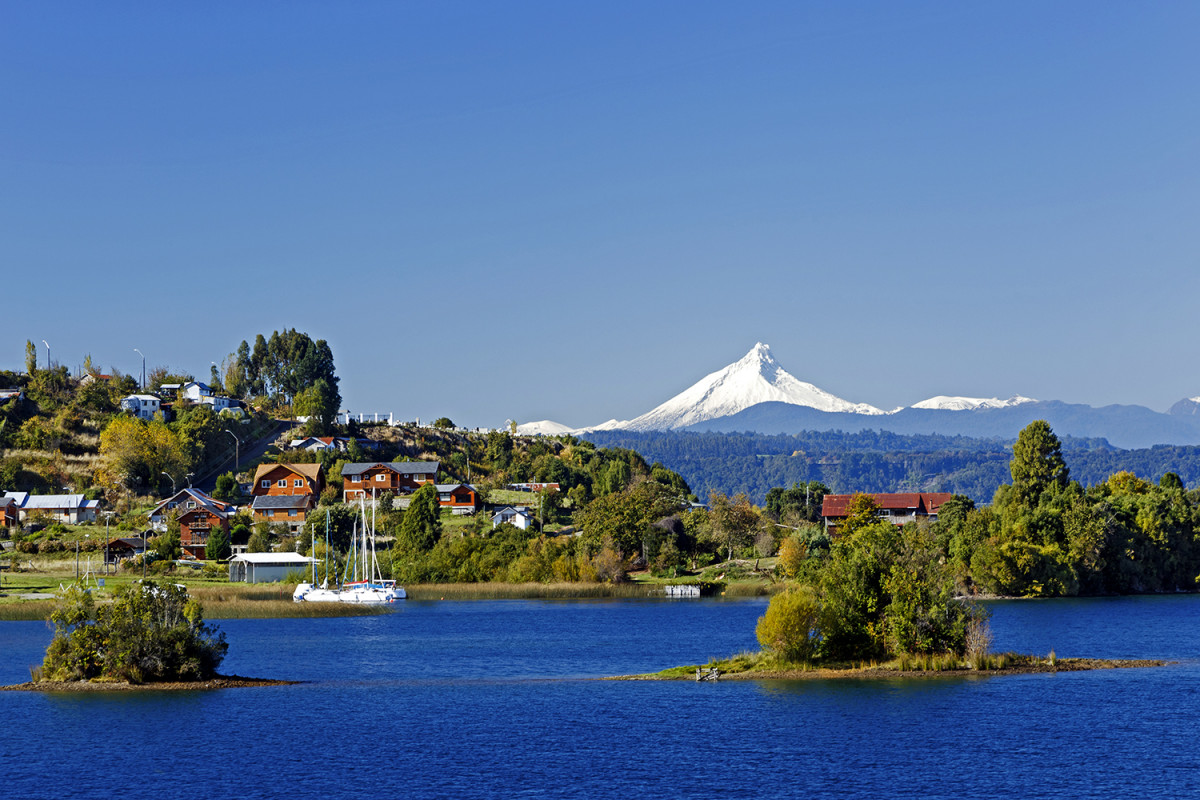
<box><xmin>162</xmin><ymin>471</ymin><xmax>177</xmax><ymax>495</ymax></box>
<box><xmin>134</xmin><ymin>348</ymin><xmax>146</xmax><ymax>390</ymax></box>
<box><xmin>41</xmin><ymin>340</ymin><xmax>50</xmax><ymax>370</ymax></box>
<box><xmin>186</xmin><ymin>472</ymin><xmax>195</xmax><ymax>488</ymax></box>
<box><xmin>103</xmin><ymin>511</ymin><xmax>114</xmax><ymax>576</ymax></box>
<box><xmin>224</xmin><ymin>429</ymin><xmax>240</xmax><ymax>472</ymax></box>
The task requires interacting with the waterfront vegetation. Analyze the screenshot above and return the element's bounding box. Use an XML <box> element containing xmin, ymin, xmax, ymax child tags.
<box><xmin>36</xmin><ymin>581</ymin><xmax>227</xmax><ymax>684</ymax></box>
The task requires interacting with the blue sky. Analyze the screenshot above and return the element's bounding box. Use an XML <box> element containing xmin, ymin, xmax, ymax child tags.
<box><xmin>4</xmin><ymin>2</ymin><xmax>1199</xmax><ymax>428</ymax></box>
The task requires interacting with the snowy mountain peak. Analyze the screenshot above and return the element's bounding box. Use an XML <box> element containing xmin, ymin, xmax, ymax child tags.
<box><xmin>622</xmin><ymin>343</ymin><xmax>884</xmax><ymax>431</ymax></box>
<box><xmin>910</xmin><ymin>395</ymin><xmax>1037</xmax><ymax>412</ymax></box>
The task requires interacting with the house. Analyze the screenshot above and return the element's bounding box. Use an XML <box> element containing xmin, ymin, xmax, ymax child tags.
<box><xmin>0</xmin><ymin>389</ymin><xmax>24</xmax><ymax>405</ymax></box>
<box><xmin>105</xmin><ymin>536</ymin><xmax>147</xmax><ymax>564</ymax></box>
<box><xmin>147</xmin><ymin>488</ymin><xmax>232</xmax><ymax>559</ymax></box>
<box><xmin>228</xmin><ymin>552</ymin><xmax>317</xmax><ymax>583</ymax></box>
<box><xmin>341</xmin><ymin>461</ymin><xmax>439</xmax><ymax>501</ymax></box>
<box><xmin>3</xmin><ymin>492</ymin><xmax>99</xmax><ymax>524</ymax></box>
<box><xmin>120</xmin><ymin>394</ymin><xmax>162</xmax><ymax>420</ymax></box>
<box><xmin>820</xmin><ymin>492</ymin><xmax>953</xmax><ymax>533</ymax></box>
<box><xmin>180</xmin><ymin>381</ymin><xmax>237</xmax><ymax>411</ymax></box>
<box><xmin>1</xmin><ymin>496</ymin><xmax>19</xmax><ymax>528</ymax></box>
<box><xmin>491</xmin><ymin>505</ymin><xmax>536</xmax><ymax>531</ymax></box>
<box><xmin>80</xmin><ymin>373</ymin><xmax>111</xmax><ymax>388</ymax></box>
<box><xmin>288</xmin><ymin>436</ymin><xmax>378</xmax><ymax>453</ymax></box>
<box><xmin>250</xmin><ymin>463</ymin><xmax>324</xmax><ymax>532</ymax></box>
<box><xmin>436</xmin><ymin>483</ymin><xmax>481</xmax><ymax>515</ymax></box>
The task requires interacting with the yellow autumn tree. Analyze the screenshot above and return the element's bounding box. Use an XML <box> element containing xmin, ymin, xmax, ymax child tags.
<box><xmin>99</xmin><ymin>415</ymin><xmax>188</xmax><ymax>491</ymax></box>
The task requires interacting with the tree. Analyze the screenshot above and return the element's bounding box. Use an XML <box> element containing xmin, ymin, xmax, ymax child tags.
<box><xmin>1010</xmin><ymin>420</ymin><xmax>1068</xmax><ymax>503</ymax></box>
<box><xmin>708</xmin><ymin>491</ymin><xmax>760</xmax><ymax>561</ymax></box>
<box><xmin>432</xmin><ymin>417</ymin><xmax>455</xmax><ymax>429</ymax></box>
<box><xmin>293</xmin><ymin>379</ymin><xmax>338</xmax><ymax>436</ymax></box>
<box><xmin>25</xmin><ymin>339</ymin><xmax>36</xmax><ymax>374</ymax></box>
<box><xmin>398</xmin><ymin>483</ymin><xmax>441</xmax><ymax>553</ymax></box>
<box><xmin>99</xmin><ymin>415</ymin><xmax>189</xmax><ymax>491</ymax></box>
<box><xmin>213</xmin><ymin>472</ymin><xmax>238</xmax><ymax>502</ymax></box>
<box><xmin>206</xmin><ymin>525</ymin><xmax>232</xmax><ymax>561</ymax></box>
<box><xmin>756</xmin><ymin>586</ymin><xmax>821</xmax><ymax>663</ymax></box>
<box><xmin>838</xmin><ymin>494</ymin><xmax>880</xmax><ymax>538</ymax></box>
<box><xmin>41</xmin><ymin>581</ymin><xmax>227</xmax><ymax>683</ymax></box>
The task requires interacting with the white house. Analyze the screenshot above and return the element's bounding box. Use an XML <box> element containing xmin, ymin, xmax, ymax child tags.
<box><xmin>120</xmin><ymin>394</ymin><xmax>162</xmax><ymax>420</ymax></box>
<box><xmin>3</xmin><ymin>492</ymin><xmax>99</xmax><ymax>524</ymax></box>
<box><xmin>228</xmin><ymin>552</ymin><xmax>317</xmax><ymax>584</ymax></box>
<box><xmin>491</xmin><ymin>505</ymin><xmax>535</xmax><ymax>531</ymax></box>
<box><xmin>181</xmin><ymin>381</ymin><xmax>236</xmax><ymax>411</ymax></box>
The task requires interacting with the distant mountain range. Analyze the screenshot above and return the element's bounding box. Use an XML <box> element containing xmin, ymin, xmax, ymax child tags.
<box><xmin>519</xmin><ymin>344</ymin><xmax>1200</xmax><ymax>450</ymax></box>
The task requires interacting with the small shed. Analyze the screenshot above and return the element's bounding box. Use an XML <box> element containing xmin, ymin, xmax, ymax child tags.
<box><xmin>228</xmin><ymin>552</ymin><xmax>316</xmax><ymax>584</ymax></box>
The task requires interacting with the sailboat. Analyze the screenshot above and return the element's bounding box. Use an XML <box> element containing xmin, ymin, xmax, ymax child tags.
<box><xmin>293</xmin><ymin>501</ymin><xmax>406</xmax><ymax>604</ymax></box>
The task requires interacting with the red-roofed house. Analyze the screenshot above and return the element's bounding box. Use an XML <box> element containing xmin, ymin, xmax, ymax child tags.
<box><xmin>820</xmin><ymin>492</ymin><xmax>953</xmax><ymax>533</ymax></box>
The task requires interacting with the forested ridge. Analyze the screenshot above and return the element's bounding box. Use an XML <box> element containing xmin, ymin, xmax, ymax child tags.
<box><xmin>582</xmin><ymin>429</ymin><xmax>1200</xmax><ymax>503</ymax></box>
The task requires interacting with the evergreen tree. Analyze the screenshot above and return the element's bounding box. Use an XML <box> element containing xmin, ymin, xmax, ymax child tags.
<box><xmin>1010</xmin><ymin>420</ymin><xmax>1068</xmax><ymax>503</ymax></box>
<box><xmin>398</xmin><ymin>483</ymin><xmax>442</xmax><ymax>553</ymax></box>
<box><xmin>206</xmin><ymin>525</ymin><xmax>232</xmax><ymax>561</ymax></box>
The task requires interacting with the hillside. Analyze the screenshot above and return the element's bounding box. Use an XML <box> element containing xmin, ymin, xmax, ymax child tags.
<box><xmin>582</xmin><ymin>429</ymin><xmax>1200</xmax><ymax>504</ymax></box>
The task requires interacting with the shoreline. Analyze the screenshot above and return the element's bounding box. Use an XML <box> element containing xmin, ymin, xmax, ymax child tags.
<box><xmin>610</xmin><ymin>657</ymin><xmax>1169</xmax><ymax>681</ymax></box>
<box><xmin>0</xmin><ymin>674</ymin><xmax>299</xmax><ymax>692</ymax></box>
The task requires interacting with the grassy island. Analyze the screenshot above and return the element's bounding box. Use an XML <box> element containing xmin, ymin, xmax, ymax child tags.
<box><xmin>615</xmin><ymin>652</ymin><xmax>1168</xmax><ymax>681</ymax></box>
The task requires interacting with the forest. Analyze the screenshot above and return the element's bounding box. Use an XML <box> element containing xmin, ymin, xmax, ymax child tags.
<box><xmin>583</xmin><ymin>429</ymin><xmax>1200</xmax><ymax>503</ymax></box>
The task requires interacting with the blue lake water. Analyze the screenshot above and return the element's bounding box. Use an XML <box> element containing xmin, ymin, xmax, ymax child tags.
<box><xmin>3</xmin><ymin>595</ymin><xmax>1199</xmax><ymax>799</ymax></box>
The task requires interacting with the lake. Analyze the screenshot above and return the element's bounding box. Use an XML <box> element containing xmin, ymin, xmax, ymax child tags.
<box><xmin>2</xmin><ymin>594</ymin><xmax>1199</xmax><ymax>799</ymax></box>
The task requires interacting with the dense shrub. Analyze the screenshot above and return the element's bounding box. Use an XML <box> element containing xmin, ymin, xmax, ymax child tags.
<box><xmin>41</xmin><ymin>582</ymin><xmax>227</xmax><ymax>683</ymax></box>
<box><xmin>755</xmin><ymin>586</ymin><xmax>821</xmax><ymax>663</ymax></box>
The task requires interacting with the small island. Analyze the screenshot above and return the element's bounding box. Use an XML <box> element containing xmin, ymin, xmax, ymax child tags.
<box><xmin>3</xmin><ymin>580</ymin><xmax>289</xmax><ymax>692</ymax></box>
<box><xmin>616</xmin><ymin>482</ymin><xmax>1172</xmax><ymax>682</ymax></box>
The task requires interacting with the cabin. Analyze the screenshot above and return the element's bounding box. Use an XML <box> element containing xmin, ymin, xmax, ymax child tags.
<box><xmin>105</xmin><ymin>536</ymin><xmax>148</xmax><ymax>564</ymax></box>
<box><xmin>435</xmin><ymin>483</ymin><xmax>481</xmax><ymax>515</ymax></box>
<box><xmin>1</xmin><ymin>496</ymin><xmax>19</xmax><ymax>528</ymax></box>
<box><xmin>491</xmin><ymin>506</ymin><xmax>536</xmax><ymax>531</ymax></box>
<box><xmin>250</xmin><ymin>463</ymin><xmax>324</xmax><ymax>532</ymax></box>
<box><xmin>147</xmin><ymin>488</ymin><xmax>232</xmax><ymax>560</ymax></box>
<box><xmin>820</xmin><ymin>492</ymin><xmax>953</xmax><ymax>534</ymax></box>
<box><xmin>341</xmin><ymin>461</ymin><xmax>439</xmax><ymax>501</ymax></box>
<box><xmin>228</xmin><ymin>552</ymin><xmax>317</xmax><ymax>583</ymax></box>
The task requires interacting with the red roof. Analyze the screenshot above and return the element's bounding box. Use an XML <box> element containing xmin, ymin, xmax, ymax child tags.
<box><xmin>821</xmin><ymin>492</ymin><xmax>953</xmax><ymax>519</ymax></box>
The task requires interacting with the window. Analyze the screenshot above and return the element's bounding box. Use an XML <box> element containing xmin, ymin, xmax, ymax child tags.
<box><xmin>352</xmin><ymin>475</ymin><xmax>361</xmax><ymax>483</ymax></box>
<box><xmin>376</xmin><ymin>474</ymin><xmax>386</xmax><ymax>482</ymax></box>
<box><xmin>294</xmin><ymin>479</ymin><xmax>304</xmax><ymax>487</ymax></box>
<box><xmin>186</xmin><ymin>502</ymin><xmax>196</xmax><ymax>509</ymax></box>
<box><xmin>278</xmin><ymin>479</ymin><xmax>287</xmax><ymax>487</ymax></box>
<box><xmin>261</xmin><ymin>480</ymin><xmax>270</xmax><ymax>488</ymax></box>
<box><xmin>288</xmin><ymin>510</ymin><xmax>298</xmax><ymax>517</ymax></box>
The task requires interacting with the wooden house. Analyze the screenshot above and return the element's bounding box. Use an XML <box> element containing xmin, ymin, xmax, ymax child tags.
<box><xmin>148</xmin><ymin>488</ymin><xmax>232</xmax><ymax>560</ymax></box>
<box><xmin>435</xmin><ymin>483</ymin><xmax>481</xmax><ymax>515</ymax></box>
<box><xmin>250</xmin><ymin>463</ymin><xmax>324</xmax><ymax>532</ymax></box>
<box><xmin>341</xmin><ymin>461</ymin><xmax>439</xmax><ymax>502</ymax></box>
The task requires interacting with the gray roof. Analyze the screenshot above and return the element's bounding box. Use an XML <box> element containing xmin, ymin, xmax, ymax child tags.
<box><xmin>20</xmin><ymin>494</ymin><xmax>87</xmax><ymax>510</ymax></box>
<box><xmin>149</xmin><ymin>488</ymin><xmax>230</xmax><ymax>519</ymax></box>
<box><xmin>251</xmin><ymin>495</ymin><xmax>312</xmax><ymax>510</ymax></box>
<box><xmin>340</xmin><ymin>461</ymin><xmax>439</xmax><ymax>477</ymax></box>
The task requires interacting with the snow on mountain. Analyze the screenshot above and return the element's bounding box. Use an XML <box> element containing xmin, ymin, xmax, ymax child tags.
<box><xmin>910</xmin><ymin>395</ymin><xmax>1037</xmax><ymax>412</ymax></box>
<box><xmin>515</xmin><ymin>420</ymin><xmax>576</xmax><ymax>436</ymax></box>
<box><xmin>622</xmin><ymin>343</ymin><xmax>884</xmax><ymax>431</ymax></box>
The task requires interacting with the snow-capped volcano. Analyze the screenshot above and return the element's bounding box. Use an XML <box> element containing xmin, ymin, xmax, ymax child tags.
<box><xmin>910</xmin><ymin>395</ymin><xmax>1037</xmax><ymax>411</ymax></box>
<box><xmin>622</xmin><ymin>343</ymin><xmax>884</xmax><ymax>431</ymax></box>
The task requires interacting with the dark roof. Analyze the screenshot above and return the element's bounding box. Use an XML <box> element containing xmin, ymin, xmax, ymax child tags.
<box><xmin>821</xmin><ymin>493</ymin><xmax>953</xmax><ymax>518</ymax></box>
<box><xmin>340</xmin><ymin>461</ymin><xmax>439</xmax><ymax>477</ymax></box>
<box><xmin>149</xmin><ymin>488</ymin><xmax>231</xmax><ymax>519</ymax></box>
<box><xmin>251</xmin><ymin>495</ymin><xmax>312</xmax><ymax>510</ymax></box>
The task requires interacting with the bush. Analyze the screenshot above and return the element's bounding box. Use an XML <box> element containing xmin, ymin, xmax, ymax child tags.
<box><xmin>41</xmin><ymin>581</ymin><xmax>227</xmax><ymax>683</ymax></box>
<box><xmin>755</xmin><ymin>586</ymin><xmax>821</xmax><ymax>664</ymax></box>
